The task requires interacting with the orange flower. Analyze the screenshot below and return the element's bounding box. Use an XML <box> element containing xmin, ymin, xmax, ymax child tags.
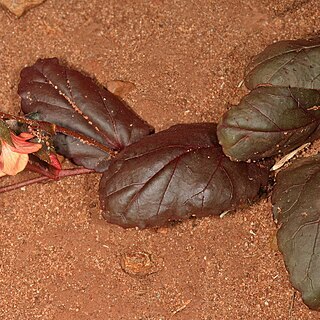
<box><xmin>0</xmin><ymin>132</ymin><xmax>42</xmax><ymax>177</ymax></box>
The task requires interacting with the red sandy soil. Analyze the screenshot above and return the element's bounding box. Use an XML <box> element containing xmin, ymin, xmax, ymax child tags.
<box><xmin>0</xmin><ymin>0</ymin><xmax>320</xmax><ymax>319</ymax></box>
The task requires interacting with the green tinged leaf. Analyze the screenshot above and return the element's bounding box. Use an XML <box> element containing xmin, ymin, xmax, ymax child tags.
<box><xmin>0</xmin><ymin>120</ymin><xmax>13</xmax><ymax>146</ymax></box>
<box><xmin>272</xmin><ymin>154</ymin><xmax>320</xmax><ymax>310</ymax></box>
<box><xmin>245</xmin><ymin>37</ymin><xmax>320</xmax><ymax>89</ymax></box>
<box><xmin>217</xmin><ymin>86</ymin><xmax>320</xmax><ymax>161</ymax></box>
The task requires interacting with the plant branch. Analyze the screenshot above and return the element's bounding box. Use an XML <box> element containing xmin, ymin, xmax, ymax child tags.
<box><xmin>0</xmin><ymin>167</ymin><xmax>95</xmax><ymax>194</ymax></box>
<box><xmin>0</xmin><ymin>112</ymin><xmax>117</xmax><ymax>157</ymax></box>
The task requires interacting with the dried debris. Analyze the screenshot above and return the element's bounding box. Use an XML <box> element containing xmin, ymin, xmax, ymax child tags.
<box><xmin>0</xmin><ymin>0</ymin><xmax>45</xmax><ymax>17</ymax></box>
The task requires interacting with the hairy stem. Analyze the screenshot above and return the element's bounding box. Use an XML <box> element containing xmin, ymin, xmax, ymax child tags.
<box><xmin>0</xmin><ymin>112</ymin><xmax>117</xmax><ymax>157</ymax></box>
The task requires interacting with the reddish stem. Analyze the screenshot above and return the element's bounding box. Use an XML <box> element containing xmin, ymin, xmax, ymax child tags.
<box><xmin>0</xmin><ymin>112</ymin><xmax>117</xmax><ymax>157</ymax></box>
<box><xmin>26</xmin><ymin>162</ymin><xmax>59</xmax><ymax>180</ymax></box>
<box><xmin>0</xmin><ymin>176</ymin><xmax>49</xmax><ymax>193</ymax></box>
<box><xmin>0</xmin><ymin>167</ymin><xmax>95</xmax><ymax>194</ymax></box>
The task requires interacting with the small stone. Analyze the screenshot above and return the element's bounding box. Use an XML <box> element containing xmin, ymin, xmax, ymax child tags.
<box><xmin>0</xmin><ymin>0</ymin><xmax>46</xmax><ymax>17</ymax></box>
<box><xmin>120</xmin><ymin>251</ymin><xmax>157</xmax><ymax>277</ymax></box>
<box><xmin>156</xmin><ymin>226</ymin><xmax>168</xmax><ymax>234</ymax></box>
<box><xmin>106</xmin><ymin>80</ymin><xmax>136</xmax><ymax>98</ymax></box>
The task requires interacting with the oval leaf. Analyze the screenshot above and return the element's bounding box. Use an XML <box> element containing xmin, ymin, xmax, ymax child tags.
<box><xmin>217</xmin><ymin>86</ymin><xmax>320</xmax><ymax>161</ymax></box>
<box><xmin>272</xmin><ymin>154</ymin><xmax>320</xmax><ymax>310</ymax></box>
<box><xmin>99</xmin><ymin>123</ymin><xmax>270</xmax><ymax>229</ymax></box>
<box><xmin>245</xmin><ymin>37</ymin><xmax>320</xmax><ymax>89</ymax></box>
<box><xmin>18</xmin><ymin>58</ymin><xmax>154</xmax><ymax>171</ymax></box>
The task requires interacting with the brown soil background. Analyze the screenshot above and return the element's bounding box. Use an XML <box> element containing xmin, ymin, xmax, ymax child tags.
<box><xmin>0</xmin><ymin>0</ymin><xmax>320</xmax><ymax>319</ymax></box>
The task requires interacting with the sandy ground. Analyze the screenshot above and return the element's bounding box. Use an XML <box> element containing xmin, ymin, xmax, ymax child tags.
<box><xmin>0</xmin><ymin>0</ymin><xmax>320</xmax><ymax>319</ymax></box>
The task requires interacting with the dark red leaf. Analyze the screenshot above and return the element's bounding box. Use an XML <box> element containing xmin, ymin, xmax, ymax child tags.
<box><xmin>272</xmin><ymin>155</ymin><xmax>320</xmax><ymax>310</ymax></box>
<box><xmin>18</xmin><ymin>58</ymin><xmax>154</xmax><ymax>171</ymax></box>
<box><xmin>245</xmin><ymin>37</ymin><xmax>320</xmax><ymax>90</ymax></box>
<box><xmin>217</xmin><ymin>86</ymin><xmax>320</xmax><ymax>161</ymax></box>
<box><xmin>99</xmin><ymin>123</ymin><xmax>270</xmax><ymax>229</ymax></box>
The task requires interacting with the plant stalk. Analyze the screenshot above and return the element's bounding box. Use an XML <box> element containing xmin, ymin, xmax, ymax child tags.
<box><xmin>0</xmin><ymin>167</ymin><xmax>95</xmax><ymax>193</ymax></box>
<box><xmin>0</xmin><ymin>112</ymin><xmax>117</xmax><ymax>157</ymax></box>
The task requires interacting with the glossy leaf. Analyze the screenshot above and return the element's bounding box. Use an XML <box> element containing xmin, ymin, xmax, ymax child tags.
<box><xmin>18</xmin><ymin>58</ymin><xmax>154</xmax><ymax>171</ymax></box>
<box><xmin>245</xmin><ymin>37</ymin><xmax>320</xmax><ymax>89</ymax></box>
<box><xmin>99</xmin><ymin>123</ymin><xmax>270</xmax><ymax>229</ymax></box>
<box><xmin>52</xmin><ymin>134</ymin><xmax>111</xmax><ymax>172</ymax></box>
<box><xmin>217</xmin><ymin>86</ymin><xmax>320</xmax><ymax>161</ymax></box>
<box><xmin>272</xmin><ymin>154</ymin><xmax>320</xmax><ymax>310</ymax></box>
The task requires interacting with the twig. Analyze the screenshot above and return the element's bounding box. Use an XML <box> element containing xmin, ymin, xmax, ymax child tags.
<box><xmin>271</xmin><ymin>143</ymin><xmax>310</xmax><ymax>171</ymax></box>
<box><xmin>237</xmin><ymin>79</ymin><xmax>244</xmax><ymax>88</ymax></box>
<box><xmin>288</xmin><ymin>290</ymin><xmax>296</xmax><ymax>319</ymax></box>
<box><xmin>0</xmin><ymin>167</ymin><xmax>95</xmax><ymax>193</ymax></box>
<box><xmin>171</xmin><ymin>299</ymin><xmax>192</xmax><ymax>317</ymax></box>
<box><xmin>220</xmin><ymin>210</ymin><xmax>231</xmax><ymax>218</ymax></box>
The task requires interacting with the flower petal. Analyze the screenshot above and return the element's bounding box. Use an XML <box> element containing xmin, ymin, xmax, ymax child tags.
<box><xmin>10</xmin><ymin>132</ymin><xmax>42</xmax><ymax>154</ymax></box>
<box><xmin>19</xmin><ymin>132</ymin><xmax>34</xmax><ymax>139</ymax></box>
<box><xmin>1</xmin><ymin>141</ymin><xmax>29</xmax><ymax>175</ymax></box>
<box><xmin>49</xmin><ymin>153</ymin><xmax>62</xmax><ymax>170</ymax></box>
